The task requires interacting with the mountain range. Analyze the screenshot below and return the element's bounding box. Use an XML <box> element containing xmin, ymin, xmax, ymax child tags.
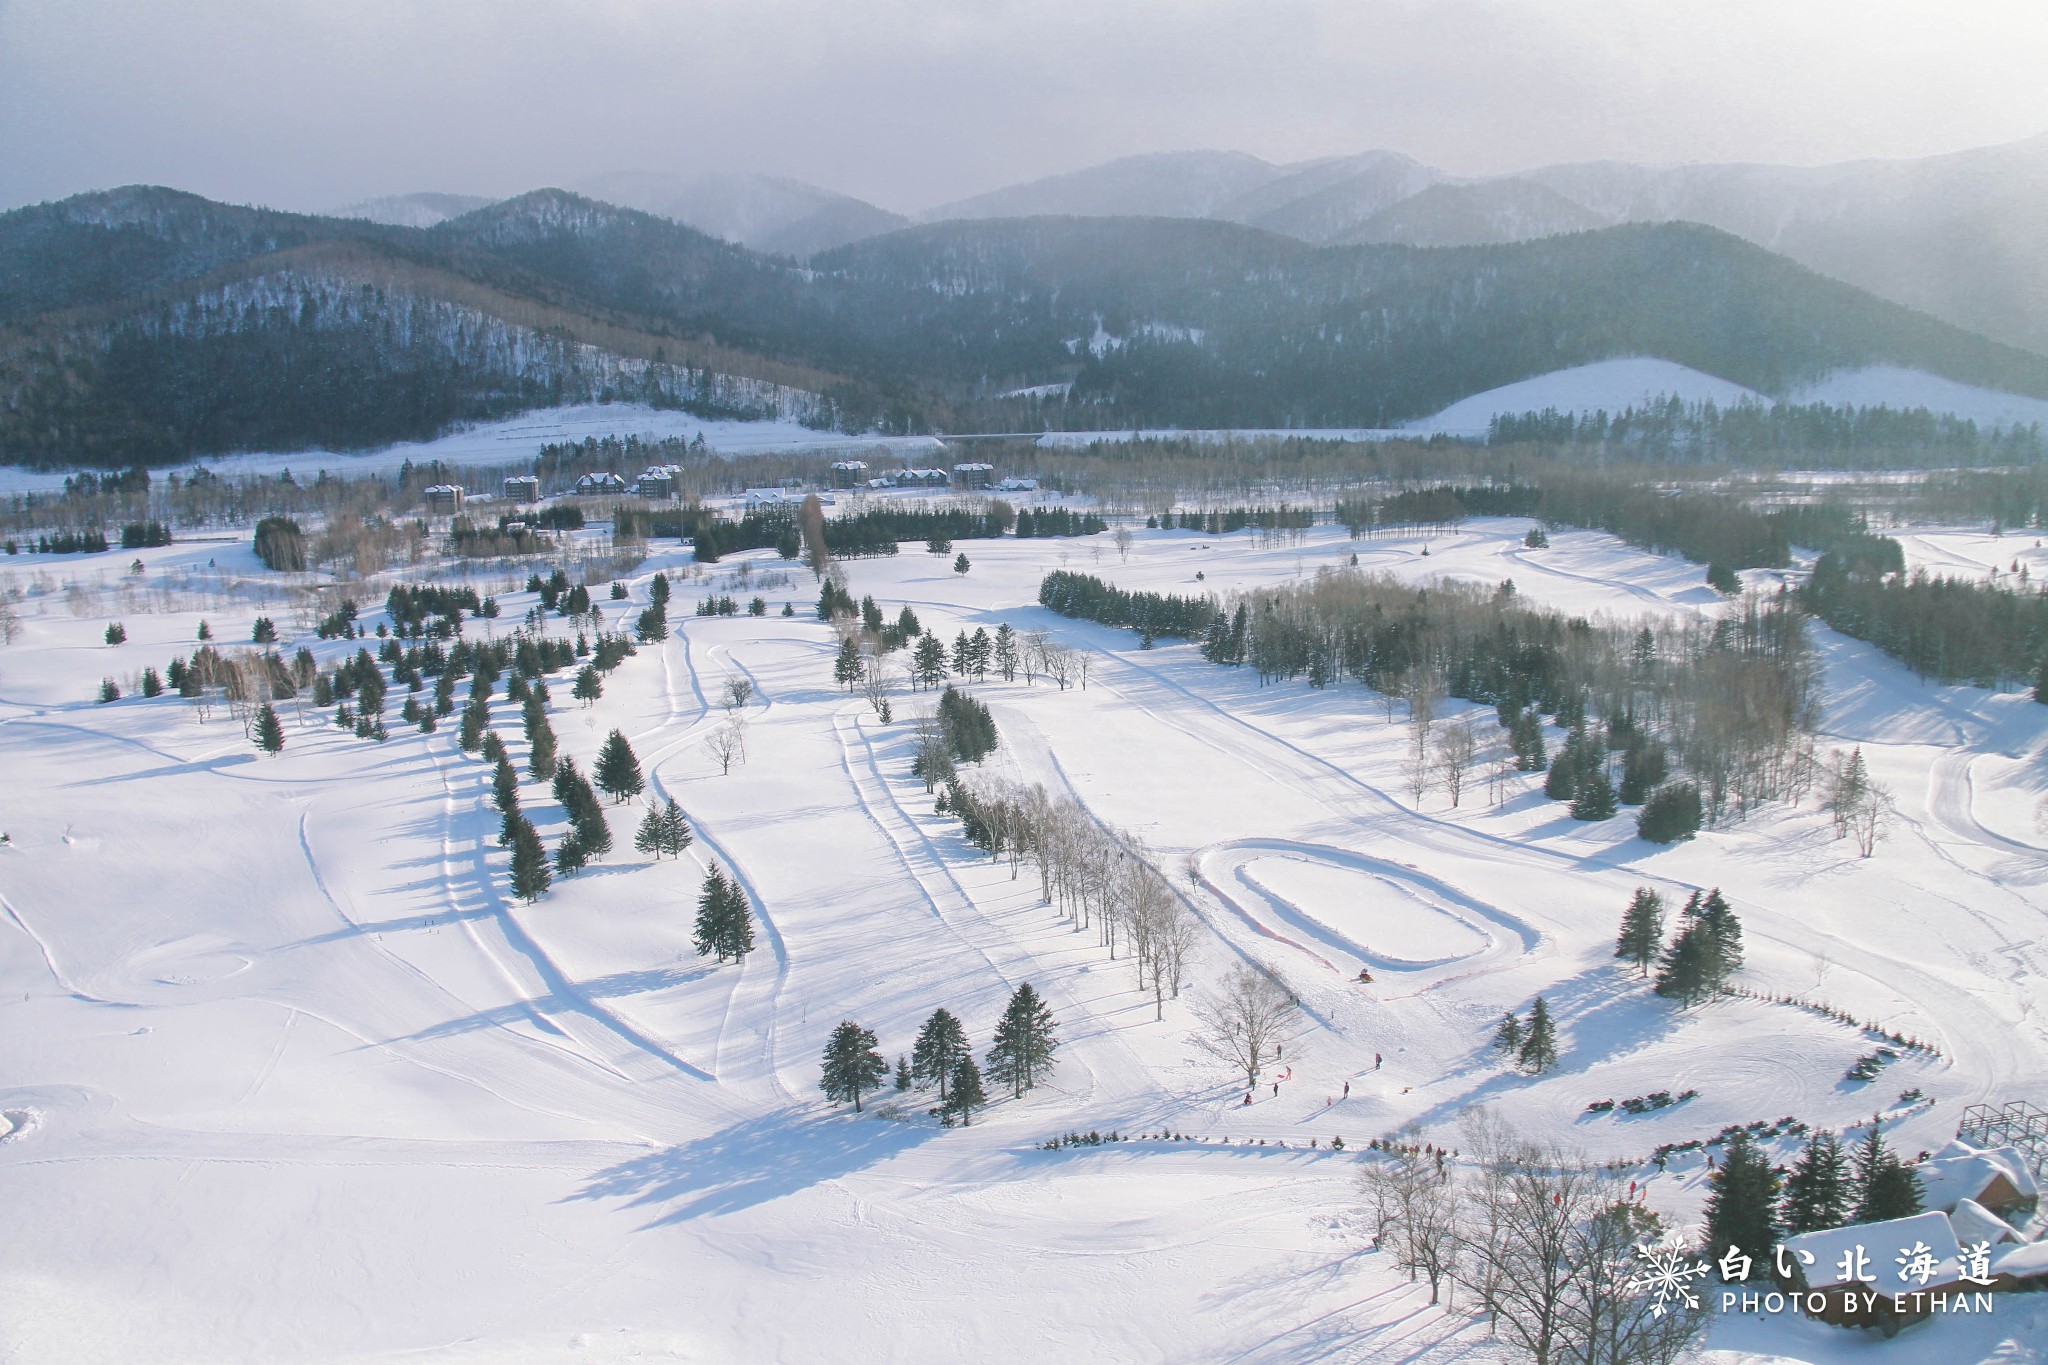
<box><xmin>7</xmin><ymin>180</ymin><xmax>2048</xmax><ymax>468</ymax></box>
<box><xmin>413</xmin><ymin>136</ymin><xmax>2048</xmax><ymax>357</ymax></box>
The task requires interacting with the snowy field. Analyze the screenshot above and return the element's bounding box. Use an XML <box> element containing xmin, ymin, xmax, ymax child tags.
<box><xmin>3</xmin><ymin>517</ymin><xmax>2047</xmax><ymax>1362</ymax></box>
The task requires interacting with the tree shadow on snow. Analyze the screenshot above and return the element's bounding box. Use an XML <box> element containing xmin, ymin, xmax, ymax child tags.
<box><xmin>568</xmin><ymin>1108</ymin><xmax>933</xmax><ymax>1226</ymax></box>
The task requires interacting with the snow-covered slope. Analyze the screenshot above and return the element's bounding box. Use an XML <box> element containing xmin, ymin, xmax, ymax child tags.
<box><xmin>1406</xmin><ymin>358</ymin><xmax>2048</xmax><ymax>436</ymax></box>
<box><xmin>1405</xmin><ymin>358</ymin><xmax>1765</xmax><ymax>435</ymax></box>
<box><xmin>1789</xmin><ymin>365</ymin><xmax>2048</xmax><ymax>430</ymax></box>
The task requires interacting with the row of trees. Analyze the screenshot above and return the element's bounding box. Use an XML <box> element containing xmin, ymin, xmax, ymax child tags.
<box><xmin>1614</xmin><ymin>887</ymin><xmax>1745</xmax><ymax>1006</ymax></box>
<box><xmin>821</xmin><ymin>984</ymin><xmax>1059</xmax><ymax>1120</ymax></box>
<box><xmin>1702</xmin><ymin>1125</ymin><xmax>1925</xmax><ymax>1276</ymax></box>
<box><xmin>939</xmin><ymin>775</ymin><xmax>1202</xmax><ymax>1021</ymax></box>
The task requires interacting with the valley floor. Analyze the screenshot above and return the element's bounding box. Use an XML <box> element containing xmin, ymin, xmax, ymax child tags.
<box><xmin>3</xmin><ymin>518</ymin><xmax>2045</xmax><ymax>1362</ymax></box>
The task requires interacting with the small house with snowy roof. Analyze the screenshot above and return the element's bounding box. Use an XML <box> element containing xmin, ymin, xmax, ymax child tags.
<box><xmin>1916</xmin><ymin>1139</ymin><xmax>2040</xmax><ymax>1223</ymax></box>
<box><xmin>1779</xmin><ymin>1210</ymin><xmax>1969</xmax><ymax>1334</ymax></box>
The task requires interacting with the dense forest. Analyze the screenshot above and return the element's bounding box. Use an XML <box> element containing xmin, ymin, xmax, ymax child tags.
<box><xmin>1487</xmin><ymin>397</ymin><xmax>2045</xmax><ymax>467</ymax></box>
<box><xmin>10</xmin><ymin>187</ymin><xmax>2048</xmax><ymax>466</ymax></box>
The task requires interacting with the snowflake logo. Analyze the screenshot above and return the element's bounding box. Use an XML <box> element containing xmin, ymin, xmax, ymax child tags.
<box><xmin>1627</xmin><ymin>1242</ymin><xmax>1712</xmax><ymax>1318</ymax></box>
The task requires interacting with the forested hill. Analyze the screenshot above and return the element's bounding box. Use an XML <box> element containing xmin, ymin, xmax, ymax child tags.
<box><xmin>8</xmin><ymin>186</ymin><xmax>2048</xmax><ymax>468</ymax></box>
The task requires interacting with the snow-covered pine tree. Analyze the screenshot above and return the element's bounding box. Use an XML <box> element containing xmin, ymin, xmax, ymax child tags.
<box><xmin>255</xmin><ymin>703</ymin><xmax>285</xmax><ymax>755</ymax></box>
<box><xmin>911</xmin><ymin>1008</ymin><xmax>970</xmax><ymax>1099</ymax></box>
<box><xmin>1852</xmin><ymin>1126</ymin><xmax>1925</xmax><ymax>1224</ymax></box>
<box><xmin>659</xmin><ymin>798</ymin><xmax>692</xmax><ymax>856</ymax></box>
<box><xmin>595</xmin><ymin>729</ymin><xmax>644</xmax><ymax>802</ymax></box>
<box><xmin>985</xmin><ymin>983</ymin><xmax>1058</xmax><ymax>1098</ymax></box>
<box><xmin>1517</xmin><ymin>996</ymin><xmax>1558</xmax><ymax>1074</ymax></box>
<box><xmin>509</xmin><ymin>816</ymin><xmax>551</xmax><ymax>902</ymax></box>
<box><xmin>634</xmin><ymin>804</ymin><xmax>667</xmax><ymax>858</ymax></box>
<box><xmin>719</xmin><ymin>879</ymin><xmax>756</xmax><ymax>961</ymax></box>
<box><xmin>1614</xmin><ymin>888</ymin><xmax>1664</xmax><ymax>976</ymax></box>
<box><xmin>993</xmin><ymin>624</ymin><xmax>1018</xmax><ymax>681</ymax></box>
<box><xmin>1654</xmin><ymin>922</ymin><xmax>1712</xmax><ymax>1006</ymax></box>
<box><xmin>523</xmin><ymin>695</ymin><xmax>557</xmax><ymax>782</ymax></box>
<box><xmin>491</xmin><ymin>756</ymin><xmax>521</xmax><ymax>812</ymax></box>
<box><xmin>1492</xmin><ymin>1010</ymin><xmax>1524</xmax><ymax>1056</ymax></box>
<box><xmin>1703</xmin><ymin>1129</ymin><xmax>1780</xmax><ymax>1275</ymax></box>
<box><xmin>833</xmin><ymin>635</ymin><xmax>863</xmax><ymax>690</ymax></box>
<box><xmin>1697</xmin><ymin>888</ymin><xmax>1744</xmax><ymax>983</ymax></box>
<box><xmin>458</xmin><ymin>695</ymin><xmax>488</xmax><ymax>752</ymax></box>
<box><xmin>945</xmin><ymin>1055</ymin><xmax>987</xmax><ymax>1125</ymax></box>
<box><xmin>694</xmin><ymin>867</ymin><xmax>736</xmax><ymax>961</ymax></box>
<box><xmin>912</xmin><ymin>633</ymin><xmax>947</xmax><ymax>689</ymax></box>
<box><xmin>820</xmin><ymin>1020</ymin><xmax>885</xmax><ymax>1112</ymax></box>
<box><xmin>1780</xmin><ymin>1130</ymin><xmax>1851</xmax><ymax>1234</ymax></box>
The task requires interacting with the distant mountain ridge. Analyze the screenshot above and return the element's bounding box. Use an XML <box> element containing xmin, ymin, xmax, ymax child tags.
<box><xmin>7</xmin><ymin>184</ymin><xmax>2048</xmax><ymax>467</ymax></box>
<box><xmin>897</xmin><ymin>135</ymin><xmax>2048</xmax><ymax>354</ymax></box>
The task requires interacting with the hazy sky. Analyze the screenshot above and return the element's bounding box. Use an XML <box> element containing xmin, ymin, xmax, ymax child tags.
<box><xmin>4</xmin><ymin>0</ymin><xmax>2046</xmax><ymax>214</ymax></box>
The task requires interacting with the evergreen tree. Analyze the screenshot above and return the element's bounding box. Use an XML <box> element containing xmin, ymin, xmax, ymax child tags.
<box><xmin>1570</xmin><ymin>758</ymin><xmax>1618</xmax><ymax>820</ymax></box>
<box><xmin>458</xmin><ymin>695</ymin><xmax>488</xmax><ymax>752</ymax></box>
<box><xmin>659</xmin><ymin>797</ymin><xmax>692</xmax><ymax>856</ymax></box>
<box><xmin>509</xmin><ymin>815</ymin><xmax>551</xmax><ymax>902</ymax></box>
<box><xmin>953</xmin><ymin>552</ymin><xmax>970</xmax><ymax>576</ymax></box>
<box><xmin>1637</xmin><ymin>783</ymin><xmax>1705</xmax><ymax>843</ymax></box>
<box><xmin>993</xmin><ymin>624</ymin><xmax>1018</xmax><ymax>681</ymax></box>
<box><xmin>820</xmin><ymin>1020</ymin><xmax>886</xmax><ymax>1112</ymax></box>
<box><xmin>944</xmin><ymin>1055</ymin><xmax>987</xmax><ymax>1125</ymax></box>
<box><xmin>555</xmin><ymin>834</ymin><xmax>588</xmax><ymax>876</ymax></box>
<box><xmin>1544</xmin><ymin>746</ymin><xmax>1579</xmax><ymax>800</ymax></box>
<box><xmin>1780</xmin><ymin>1131</ymin><xmax>1852</xmax><ymax>1235</ymax></box>
<box><xmin>572</xmin><ymin>665</ymin><xmax>603</xmax><ymax>706</ymax></box>
<box><xmin>1852</xmin><ymin>1127</ymin><xmax>1925</xmax><ymax>1223</ymax></box>
<box><xmin>1697</xmin><ymin>888</ymin><xmax>1744</xmax><ymax>982</ymax></box>
<box><xmin>912</xmin><ymin>633</ymin><xmax>947</xmax><ymax>689</ymax></box>
<box><xmin>694</xmin><ymin>867</ymin><xmax>739</xmax><ymax>961</ymax></box>
<box><xmin>911</xmin><ymin>1008</ymin><xmax>970</xmax><ymax>1099</ymax></box>
<box><xmin>524</xmin><ymin>696</ymin><xmax>557</xmax><ymax>782</ymax></box>
<box><xmin>1492</xmin><ymin>1010</ymin><xmax>1524</xmax><ymax>1056</ymax></box>
<box><xmin>1703</xmin><ymin>1130</ymin><xmax>1781</xmax><ymax>1275</ymax></box>
<box><xmin>1517</xmin><ymin>996</ymin><xmax>1558</xmax><ymax>1073</ymax></box>
<box><xmin>894</xmin><ymin>1055</ymin><xmax>912</xmax><ymax>1091</ymax></box>
<box><xmin>832</xmin><ymin>635</ymin><xmax>863</xmax><ymax>690</ymax></box>
<box><xmin>255</xmin><ymin>703</ymin><xmax>285</xmax><ymax>755</ymax></box>
<box><xmin>595</xmin><ymin>729</ymin><xmax>644</xmax><ymax>802</ymax></box>
<box><xmin>985</xmin><ymin>983</ymin><xmax>1058</xmax><ymax>1097</ymax></box>
<box><xmin>1654</xmin><ymin>921</ymin><xmax>1713</xmax><ymax>1006</ymax></box>
<box><xmin>634</xmin><ymin>804</ymin><xmax>668</xmax><ymax>858</ymax></box>
<box><xmin>1614</xmin><ymin>887</ymin><xmax>1664</xmax><ymax>976</ymax></box>
<box><xmin>492</xmin><ymin>756</ymin><xmax>521</xmax><ymax>812</ymax></box>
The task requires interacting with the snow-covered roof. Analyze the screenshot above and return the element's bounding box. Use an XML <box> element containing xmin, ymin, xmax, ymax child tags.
<box><xmin>1781</xmin><ymin>1211</ymin><xmax>1964</xmax><ymax>1293</ymax></box>
<box><xmin>1991</xmin><ymin>1238</ymin><xmax>2048</xmax><ymax>1281</ymax></box>
<box><xmin>1917</xmin><ymin>1140</ymin><xmax>2039</xmax><ymax>1212</ymax></box>
<box><xmin>1950</xmin><ymin>1198</ymin><xmax>2022</xmax><ymax>1247</ymax></box>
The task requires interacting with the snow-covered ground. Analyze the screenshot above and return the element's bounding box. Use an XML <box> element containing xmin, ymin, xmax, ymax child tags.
<box><xmin>3</xmin><ymin>517</ymin><xmax>2046</xmax><ymax>1362</ymax></box>
<box><xmin>6</xmin><ymin>361</ymin><xmax>2042</xmax><ymax>494</ymax></box>
<box><xmin>0</xmin><ymin>406</ymin><xmax>946</xmax><ymax>495</ymax></box>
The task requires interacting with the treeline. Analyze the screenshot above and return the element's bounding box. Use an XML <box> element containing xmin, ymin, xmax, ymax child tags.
<box><xmin>1045</xmin><ymin>567</ymin><xmax>1821</xmax><ymax>820</ymax></box>
<box><xmin>1802</xmin><ymin>553</ymin><xmax>2048</xmax><ymax>689</ymax></box>
<box><xmin>1014</xmin><ymin>507</ymin><xmax>1105</xmax><ymax>538</ymax></box>
<box><xmin>1144</xmin><ymin>505</ymin><xmax>1315</xmax><ymax>534</ymax></box>
<box><xmin>1038</xmin><ymin>571</ymin><xmax>1217</xmax><ymax>639</ymax></box>
<box><xmin>1487</xmin><ymin>397</ymin><xmax>2047</xmax><ymax>468</ymax></box>
<box><xmin>649</xmin><ymin>500</ymin><xmax>1042</xmax><ymax>562</ymax></box>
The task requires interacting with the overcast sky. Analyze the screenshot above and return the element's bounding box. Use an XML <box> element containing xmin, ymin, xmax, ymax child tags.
<box><xmin>4</xmin><ymin>0</ymin><xmax>2046</xmax><ymax>215</ymax></box>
